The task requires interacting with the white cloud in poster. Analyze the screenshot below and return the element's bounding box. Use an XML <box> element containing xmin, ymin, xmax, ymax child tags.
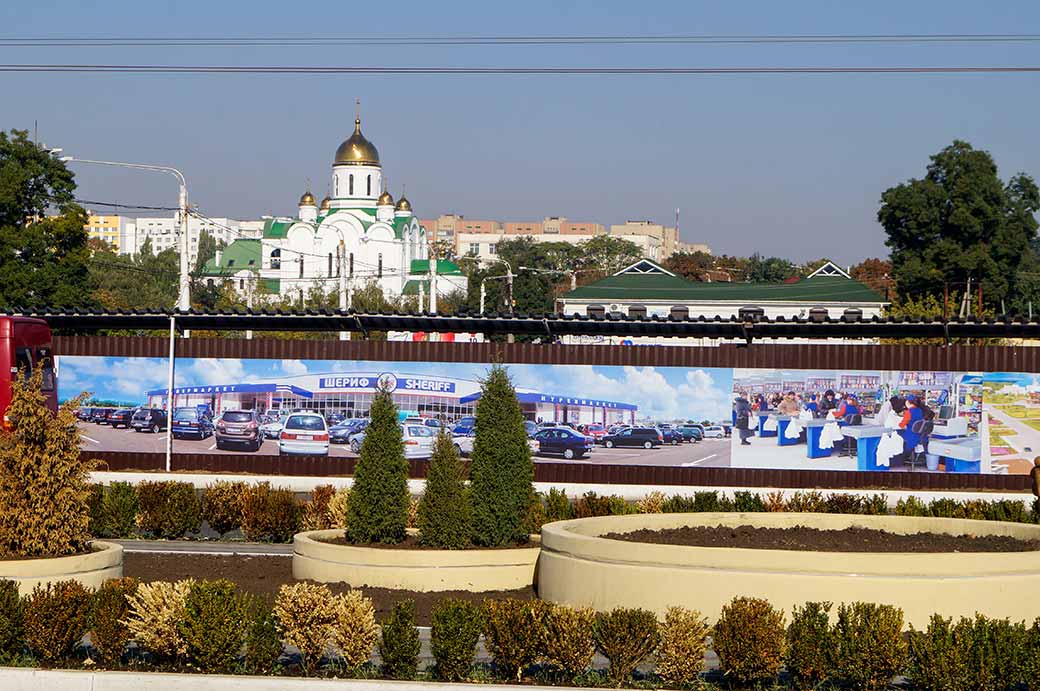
<box><xmin>557</xmin><ymin>365</ymin><xmax>730</xmax><ymax>422</ymax></box>
<box><xmin>279</xmin><ymin>359</ymin><xmax>309</xmax><ymax>377</ymax></box>
<box><xmin>177</xmin><ymin>358</ymin><xmax>248</xmax><ymax>387</ymax></box>
<box><xmin>62</xmin><ymin>356</ymin><xmax>169</xmax><ymax>401</ymax></box>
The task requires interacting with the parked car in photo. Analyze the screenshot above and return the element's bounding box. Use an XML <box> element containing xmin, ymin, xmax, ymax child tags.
<box><xmin>171</xmin><ymin>407</ymin><xmax>214</xmax><ymax>440</ymax></box>
<box><xmin>533</xmin><ymin>427</ymin><xmax>594</xmax><ymax>459</ymax></box>
<box><xmin>607</xmin><ymin>423</ymin><xmax>631</xmax><ymax>435</ymax></box>
<box><xmin>106</xmin><ymin>408</ymin><xmax>134</xmax><ymax>429</ymax></box>
<box><xmin>91</xmin><ymin>408</ymin><xmax>113</xmax><ymax>424</ymax></box>
<box><xmin>524</xmin><ymin>420</ymin><xmax>538</xmax><ymax>438</ymax></box>
<box><xmin>278</xmin><ymin>412</ymin><xmax>329</xmax><ymax>456</ymax></box>
<box><xmin>330</xmin><ymin>418</ymin><xmax>367</xmax><ymax>444</ymax></box>
<box><xmin>452</xmin><ymin>430</ymin><xmax>475</xmax><ymax>457</ymax></box>
<box><xmin>215</xmin><ymin>410</ymin><xmax>262</xmax><ymax>451</ymax></box>
<box><xmin>130</xmin><ymin>408</ymin><xmax>167</xmax><ymax>433</ymax></box>
<box><xmin>578</xmin><ymin>423</ymin><xmax>608</xmax><ymax>441</ymax></box>
<box><xmin>451</xmin><ymin>416</ymin><xmax>477</xmax><ymax>436</ymax></box>
<box><xmin>402</xmin><ymin>424</ymin><xmax>436</xmax><ymax>460</ymax></box>
<box><xmin>703</xmin><ymin>425</ymin><xmax>726</xmax><ymax>439</ymax></box>
<box><xmin>423</xmin><ymin>418</ymin><xmax>442</xmax><ymax>429</ymax></box>
<box><xmin>77</xmin><ymin>407</ymin><xmax>95</xmax><ymax>421</ymax></box>
<box><xmin>600</xmin><ymin>426</ymin><xmax>663</xmax><ymax>449</ymax></box>
<box><xmin>678</xmin><ymin>423</ymin><xmax>704</xmax><ymax>442</ymax></box>
<box><xmin>657</xmin><ymin>423</ymin><xmax>683</xmax><ymax>445</ymax></box>
<box><xmin>260</xmin><ymin>417</ymin><xmax>284</xmax><ymax>439</ymax></box>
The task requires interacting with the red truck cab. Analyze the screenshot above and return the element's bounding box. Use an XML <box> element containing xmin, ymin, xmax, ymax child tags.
<box><xmin>0</xmin><ymin>317</ymin><xmax>57</xmax><ymax>426</ymax></box>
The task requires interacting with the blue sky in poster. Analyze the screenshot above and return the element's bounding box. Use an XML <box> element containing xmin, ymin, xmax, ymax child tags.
<box><xmin>58</xmin><ymin>356</ymin><xmax>733</xmax><ymax>422</ymax></box>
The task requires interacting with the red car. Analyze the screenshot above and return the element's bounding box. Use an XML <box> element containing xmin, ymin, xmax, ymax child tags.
<box><xmin>580</xmin><ymin>423</ymin><xmax>608</xmax><ymax>440</ymax></box>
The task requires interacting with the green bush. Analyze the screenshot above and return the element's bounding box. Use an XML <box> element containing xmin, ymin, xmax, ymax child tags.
<box><xmin>136</xmin><ymin>481</ymin><xmax>201</xmax><ymax>538</ymax></box>
<box><xmin>958</xmin><ymin>499</ymin><xmax>987</xmax><ymax>520</ymax></box>
<box><xmin>824</xmin><ymin>492</ymin><xmax>863</xmax><ymax>514</ymax></box>
<box><xmin>831</xmin><ymin>602</ymin><xmax>907</xmax><ymax>691</ymax></box>
<box><xmin>592</xmin><ymin>607</ymin><xmax>660</xmax><ymax>687</ymax></box>
<box><xmin>927</xmin><ymin>497</ymin><xmax>960</xmax><ymax>518</ymax></box>
<box><xmin>242</xmin><ymin>594</ymin><xmax>282</xmax><ymax>675</ymax></box>
<box><xmin>102</xmin><ymin>482</ymin><xmax>139</xmax><ymax>538</ymax></box>
<box><xmin>786</xmin><ymin>601</ymin><xmax>833</xmax><ymax>690</ymax></box>
<box><xmin>1026</xmin><ymin>617</ymin><xmax>1040</xmax><ymax>691</ymax></box>
<box><xmin>179</xmin><ymin>579</ymin><xmax>248</xmax><ymax>674</ymax></box>
<box><xmin>346</xmin><ymin>385</ymin><xmax>410</xmax><ymax>544</ymax></box>
<box><xmin>482</xmin><ymin>598</ymin><xmax>544</xmax><ymax>680</ymax></box>
<box><xmin>713</xmin><ymin>596</ymin><xmax>786</xmax><ymax>685</ymax></box>
<box><xmin>862</xmin><ymin>494</ymin><xmax>889</xmax><ymax>515</ymax></box>
<box><xmin>733</xmin><ymin>490</ymin><xmax>765</xmax><ymax>512</ymax></box>
<box><xmin>201</xmin><ymin>481</ymin><xmax>246</xmax><ymax>536</ymax></box>
<box><xmin>0</xmin><ymin>579</ymin><xmax>24</xmax><ymax>657</ymax></box>
<box><xmin>661</xmin><ymin>494</ymin><xmax>697</xmax><ymax>513</ymax></box>
<box><xmin>542</xmin><ymin>488</ymin><xmax>574</xmax><ymax>523</ymax></box>
<box><xmin>541</xmin><ymin>604</ymin><xmax>596</xmax><ymax>678</ymax></box>
<box><xmin>89</xmin><ymin>577</ymin><xmax>138</xmax><ymax>665</ymax></box>
<box><xmin>655</xmin><ymin>606</ymin><xmax>709</xmax><ymax>688</ymax></box>
<box><xmin>87</xmin><ymin>484</ymin><xmax>105</xmax><ymax>537</ymax></box>
<box><xmin>24</xmin><ymin>580</ymin><xmax>92</xmax><ymax>663</ymax></box>
<box><xmin>786</xmin><ymin>490</ymin><xmax>826</xmax><ymax>513</ymax></box>
<box><xmin>982</xmin><ymin>499</ymin><xmax>1030</xmax><ymax>523</ymax></box>
<box><xmin>379</xmin><ymin>600</ymin><xmax>420</xmax><ymax>679</ymax></box>
<box><xmin>430</xmin><ymin>598</ymin><xmax>483</xmax><ymax>682</ymax></box>
<box><xmin>908</xmin><ymin>615</ymin><xmax>966</xmax><ymax>691</ymax></box>
<box><xmin>240</xmin><ymin>482</ymin><xmax>301</xmax><ymax>543</ymax></box>
<box><xmin>418</xmin><ymin>430</ymin><xmax>471</xmax><ymax>549</ymax></box>
<box><xmin>894</xmin><ymin>496</ymin><xmax>929</xmax><ymax>517</ymax></box>
<box><xmin>469</xmin><ymin>364</ymin><xmax>535</xmax><ymax>547</ymax></box>
<box><xmin>694</xmin><ymin>490</ymin><xmax>725</xmax><ymax>512</ymax></box>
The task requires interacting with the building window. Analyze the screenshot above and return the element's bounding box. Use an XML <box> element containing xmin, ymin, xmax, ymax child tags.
<box><xmin>328</xmin><ymin>253</ymin><xmax>333</xmax><ymax>276</ymax></box>
<box><xmin>587</xmin><ymin>305</ymin><xmax>606</xmax><ymax>318</ymax></box>
<box><xmin>239</xmin><ymin>279</ymin><xmax>244</xmax><ymax>290</ymax></box>
<box><xmin>298</xmin><ymin>256</ymin><xmax>304</xmax><ymax>278</ymax></box>
<box><xmin>227</xmin><ymin>259</ymin><xmax>235</xmax><ymax>267</ymax></box>
<box><xmin>247</xmin><ymin>259</ymin><xmax>255</xmax><ymax>266</ymax></box>
<box><xmin>366</xmin><ymin>175</ymin><xmax>371</xmax><ymax>196</ymax></box>
<box><xmin>377</xmin><ymin>253</ymin><xmax>383</xmax><ymax>278</ymax></box>
<box><xmin>669</xmin><ymin>306</ymin><xmax>689</xmax><ymax>320</ymax></box>
<box><xmin>271</xmin><ymin>248</ymin><xmax>281</xmax><ymax>269</ymax></box>
<box><xmin>468</xmin><ymin>243</ymin><xmax>479</xmax><ymax>255</ymax></box>
<box><xmin>628</xmin><ymin>304</ymin><xmax>647</xmax><ymax>318</ymax></box>
<box><xmin>334</xmin><ymin>176</ymin><xmax>338</xmax><ymax>196</ymax></box>
<box><xmin>349</xmin><ymin>252</ymin><xmax>354</xmax><ymax>276</ymax></box>
<box><xmin>488</xmin><ymin>243</ymin><xmax>497</xmax><ymax>255</ymax></box>
<box><xmin>349</xmin><ymin>174</ymin><xmax>354</xmax><ymax>195</ymax></box>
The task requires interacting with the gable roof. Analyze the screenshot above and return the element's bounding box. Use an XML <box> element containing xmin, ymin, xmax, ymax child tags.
<box><xmin>615</xmin><ymin>258</ymin><xmax>677</xmax><ymax>277</ymax></box>
<box><xmin>806</xmin><ymin>260</ymin><xmax>851</xmax><ymax>279</ymax></box>
<box><xmin>409</xmin><ymin>259</ymin><xmax>464</xmax><ymax>276</ymax></box>
<box><xmin>202</xmin><ymin>239</ymin><xmax>261</xmax><ymax>275</ymax></box>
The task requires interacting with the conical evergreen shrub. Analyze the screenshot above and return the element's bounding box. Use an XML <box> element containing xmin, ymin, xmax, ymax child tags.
<box><xmin>346</xmin><ymin>385</ymin><xmax>409</xmax><ymax>544</ymax></box>
<box><xmin>469</xmin><ymin>364</ymin><xmax>534</xmax><ymax>547</ymax></box>
<box><xmin>418</xmin><ymin>430</ymin><xmax>471</xmax><ymax>549</ymax></box>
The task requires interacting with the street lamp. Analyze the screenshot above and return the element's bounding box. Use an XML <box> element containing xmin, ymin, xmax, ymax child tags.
<box><xmin>60</xmin><ymin>156</ymin><xmax>191</xmax><ymax>312</ymax></box>
<box><xmin>476</xmin><ymin>257</ymin><xmax>513</xmax><ymax>315</ymax></box>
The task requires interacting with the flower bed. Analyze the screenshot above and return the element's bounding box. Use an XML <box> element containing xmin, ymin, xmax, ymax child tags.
<box><xmin>0</xmin><ymin>541</ymin><xmax>122</xmax><ymax>595</ymax></box>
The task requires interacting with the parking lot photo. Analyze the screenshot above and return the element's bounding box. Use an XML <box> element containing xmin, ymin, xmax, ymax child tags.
<box><xmin>729</xmin><ymin>368</ymin><xmax>997</xmax><ymax>474</ymax></box>
<box><xmin>59</xmin><ymin>355</ymin><xmax>734</xmax><ymax>466</ymax></box>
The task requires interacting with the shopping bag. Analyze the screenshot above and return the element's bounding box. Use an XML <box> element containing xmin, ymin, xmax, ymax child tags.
<box><xmin>884</xmin><ymin>411</ymin><xmax>902</xmax><ymax>429</ymax></box>
<box><xmin>785</xmin><ymin>419</ymin><xmax>803</xmax><ymax>439</ymax></box>
<box><xmin>763</xmin><ymin>417</ymin><xmax>778</xmax><ymax>432</ymax></box>
<box><xmin>799</xmin><ymin>409</ymin><xmax>813</xmax><ymax>422</ymax></box>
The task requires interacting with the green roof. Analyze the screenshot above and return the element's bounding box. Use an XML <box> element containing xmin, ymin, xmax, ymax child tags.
<box><xmin>563</xmin><ymin>260</ymin><xmax>884</xmax><ymax>304</ymax></box>
<box><xmin>202</xmin><ymin>239</ymin><xmax>262</xmax><ymax>276</ymax></box>
<box><xmin>260</xmin><ymin>278</ymin><xmax>280</xmax><ymax>293</ymax></box>
<box><xmin>409</xmin><ymin>259</ymin><xmax>463</xmax><ymax>276</ymax></box>
<box><xmin>401</xmin><ymin>279</ymin><xmax>429</xmax><ymax>296</ymax></box>
<box><xmin>262</xmin><ymin>218</ymin><xmax>294</xmax><ymax>239</ymax></box>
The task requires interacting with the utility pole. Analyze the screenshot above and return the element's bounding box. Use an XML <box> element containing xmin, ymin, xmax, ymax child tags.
<box><xmin>418</xmin><ymin>282</ymin><xmax>425</xmax><ymax>313</ymax></box>
<box><xmin>429</xmin><ymin>252</ymin><xmax>438</xmax><ymax>315</ymax></box>
<box><xmin>245</xmin><ymin>277</ymin><xmax>254</xmax><ymax>340</ymax></box>
<box><xmin>337</xmin><ymin>241</ymin><xmax>349</xmax><ymax>341</ymax></box>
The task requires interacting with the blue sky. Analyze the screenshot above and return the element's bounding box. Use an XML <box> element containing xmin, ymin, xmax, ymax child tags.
<box><xmin>58</xmin><ymin>356</ymin><xmax>733</xmax><ymax>421</ymax></box>
<box><xmin>6</xmin><ymin>1</ymin><xmax>1039</xmax><ymax>263</ymax></box>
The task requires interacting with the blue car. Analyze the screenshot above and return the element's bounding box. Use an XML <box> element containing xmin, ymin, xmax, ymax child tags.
<box><xmin>533</xmin><ymin>427</ymin><xmax>593</xmax><ymax>460</ymax></box>
<box><xmin>171</xmin><ymin>407</ymin><xmax>214</xmax><ymax>440</ymax></box>
<box><xmin>330</xmin><ymin>418</ymin><xmax>367</xmax><ymax>444</ymax></box>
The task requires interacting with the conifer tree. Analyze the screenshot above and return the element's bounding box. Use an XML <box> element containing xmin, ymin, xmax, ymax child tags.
<box><xmin>346</xmin><ymin>385</ymin><xmax>409</xmax><ymax>544</ymax></box>
<box><xmin>417</xmin><ymin>429</ymin><xmax>471</xmax><ymax>549</ymax></box>
<box><xmin>469</xmin><ymin>364</ymin><xmax>534</xmax><ymax>547</ymax></box>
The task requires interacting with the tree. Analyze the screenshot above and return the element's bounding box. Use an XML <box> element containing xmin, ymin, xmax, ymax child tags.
<box><xmin>417</xmin><ymin>430</ymin><xmax>471</xmax><ymax>549</ymax></box>
<box><xmin>576</xmin><ymin>235</ymin><xmax>642</xmax><ymax>274</ymax></box>
<box><xmin>850</xmin><ymin>258</ymin><xmax>893</xmax><ymax>297</ymax></box>
<box><xmin>664</xmin><ymin>251</ymin><xmax>714</xmax><ymax>281</ymax></box>
<box><xmin>346</xmin><ymin>385</ymin><xmax>409</xmax><ymax>544</ymax></box>
<box><xmin>469</xmin><ymin>364</ymin><xmax>534</xmax><ymax>547</ymax></box>
<box><xmin>0</xmin><ymin>129</ymin><xmax>76</xmax><ymax>228</ymax></box>
<box><xmin>878</xmin><ymin>140</ymin><xmax>1039</xmax><ymax>311</ymax></box>
<box><xmin>88</xmin><ymin>245</ymin><xmax>180</xmax><ymax>310</ymax></box>
<box><xmin>745</xmin><ymin>253</ymin><xmax>798</xmax><ymax>282</ymax></box>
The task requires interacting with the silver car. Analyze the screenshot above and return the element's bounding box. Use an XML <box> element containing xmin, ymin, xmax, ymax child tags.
<box><xmin>351</xmin><ymin>424</ymin><xmax>436</xmax><ymax>459</ymax></box>
<box><xmin>278</xmin><ymin>413</ymin><xmax>329</xmax><ymax>456</ymax></box>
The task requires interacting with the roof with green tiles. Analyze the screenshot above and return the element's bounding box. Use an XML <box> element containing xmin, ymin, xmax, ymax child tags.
<box><xmin>562</xmin><ymin>259</ymin><xmax>885</xmax><ymax>304</ymax></box>
<box><xmin>409</xmin><ymin>259</ymin><xmax>463</xmax><ymax>276</ymax></box>
<box><xmin>201</xmin><ymin>239</ymin><xmax>262</xmax><ymax>275</ymax></box>
<box><xmin>401</xmin><ymin>279</ymin><xmax>429</xmax><ymax>296</ymax></box>
<box><xmin>262</xmin><ymin>218</ymin><xmax>296</xmax><ymax>239</ymax></box>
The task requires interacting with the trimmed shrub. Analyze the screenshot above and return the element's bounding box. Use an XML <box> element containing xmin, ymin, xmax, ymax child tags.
<box><xmin>824</xmin><ymin>492</ymin><xmax>863</xmax><ymax>514</ymax></box>
<box><xmin>661</xmin><ymin>494</ymin><xmax>697</xmax><ymax>513</ymax></box>
<box><xmin>24</xmin><ymin>580</ymin><xmax>92</xmax><ymax>663</ymax></box>
<box><xmin>0</xmin><ymin>372</ymin><xmax>94</xmax><ymax>558</ymax></box>
<box><xmin>862</xmin><ymin>494</ymin><xmax>889</xmax><ymax>515</ymax></box>
<box><xmin>541</xmin><ymin>604</ymin><xmax>596</xmax><ymax>678</ymax></box>
<box><xmin>328</xmin><ymin>486</ymin><xmax>351</xmax><ymax>529</ymax></box>
<box><xmin>786</xmin><ymin>601</ymin><xmax>833</xmax><ymax>690</ymax></box>
<box><xmin>983</xmin><ymin>499</ymin><xmax>1030</xmax><ymax>523</ymax></box>
<box><xmin>592</xmin><ymin>607</ymin><xmax>660</xmax><ymax>687</ymax></box>
<box><xmin>407</xmin><ymin>495</ymin><xmax>420</xmax><ymax>529</ymax></box>
<box><xmin>89</xmin><ymin>577</ymin><xmax>138</xmax><ymax>665</ymax></box>
<box><xmin>101</xmin><ymin>482</ymin><xmax>139</xmax><ymax>538</ymax></box>
<box><xmin>895</xmin><ymin>496</ymin><xmax>929</xmax><ymax>517</ymax></box>
<box><xmin>332</xmin><ymin>590</ymin><xmax>377</xmax><ymax>671</ymax></box>
<box><xmin>734</xmin><ymin>490</ymin><xmax>766</xmax><ymax>512</ymax></box>
<box><xmin>87</xmin><ymin>483</ymin><xmax>105</xmax><ymax>536</ymax></box>
<box><xmin>482</xmin><ymin>598</ymin><xmax>544</xmax><ymax>680</ymax></box>
<box><xmin>241</xmin><ymin>482</ymin><xmax>301</xmax><ymax>543</ymax></box>
<box><xmin>574</xmin><ymin>491</ymin><xmax>611</xmax><ymax>518</ymax></box>
<box><xmin>346</xmin><ymin>385</ymin><xmax>410</xmax><ymax>544</ymax></box>
<box><xmin>418</xmin><ymin>430</ymin><xmax>472</xmax><ymax>549</ymax></box>
<box><xmin>469</xmin><ymin>364</ymin><xmax>535</xmax><ymax>547</ymax></box>
<box><xmin>636</xmin><ymin>490</ymin><xmax>666</xmax><ymax>514</ymax></box>
<box><xmin>543</xmin><ymin>488</ymin><xmax>574</xmax><ymax>523</ymax></box>
<box><xmin>713</xmin><ymin>596</ymin><xmax>786</xmax><ymax>685</ymax></box>
<box><xmin>201</xmin><ymin>481</ymin><xmax>246</xmax><ymax>536</ymax></box>
<box><xmin>1027</xmin><ymin>617</ymin><xmax>1040</xmax><ymax>691</ymax></box>
<box><xmin>831</xmin><ymin>602</ymin><xmax>907</xmax><ymax>691</ymax></box>
<box><xmin>125</xmin><ymin>580</ymin><xmax>193</xmax><ymax>659</ymax></box>
<box><xmin>524</xmin><ymin>489</ymin><xmax>547</xmax><ymax>534</ymax></box>
<box><xmin>301</xmin><ymin>484</ymin><xmax>336</xmax><ymax>532</ymax></box>
<box><xmin>273</xmin><ymin>582</ymin><xmax>337</xmax><ymax>675</ymax></box>
<box><xmin>693</xmin><ymin>490</ymin><xmax>724</xmax><ymax>512</ymax></box>
<box><xmin>430</xmin><ymin>598</ymin><xmax>482</xmax><ymax>682</ymax></box>
<box><xmin>0</xmin><ymin>579</ymin><xmax>25</xmax><ymax>657</ymax></box>
<box><xmin>927</xmin><ymin>497</ymin><xmax>960</xmax><ymax>519</ymax></box>
<box><xmin>763</xmin><ymin>490</ymin><xmax>787</xmax><ymax>512</ymax></box>
<box><xmin>786</xmin><ymin>490</ymin><xmax>826</xmax><ymax>513</ymax></box>
<box><xmin>136</xmin><ymin>481</ymin><xmax>201</xmax><ymax>538</ymax></box>
<box><xmin>908</xmin><ymin>615</ymin><xmax>966</xmax><ymax>691</ymax></box>
<box><xmin>958</xmin><ymin>499</ymin><xmax>987</xmax><ymax>520</ymax></box>
<box><xmin>656</xmin><ymin>606</ymin><xmax>709</xmax><ymax>688</ymax></box>
<box><xmin>956</xmin><ymin>615</ymin><xmax>1030</xmax><ymax>689</ymax></box>
<box><xmin>379</xmin><ymin>599</ymin><xmax>421</xmax><ymax>679</ymax></box>
<box><xmin>179</xmin><ymin>579</ymin><xmax>248</xmax><ymax>674</ymax></box>
<box><xmin>242</xmin><ymin>594</ymin><xmax>283</xmax><ymax>676</ymax></box>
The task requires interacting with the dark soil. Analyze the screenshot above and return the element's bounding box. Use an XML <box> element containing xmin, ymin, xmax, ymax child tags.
<box><xmin>604</xmin><ymin>525</ymin><xmax>1040</xmax><ymax>553</ymax></box>
<box><xmin>316</xmin><ymin>534</ymin><xmax>535</xmax><ymax>551</ymax></box>
<box><xmin>123</xmin><ymin>552</ymin><xmax>535</xmax><ymax>625</ymax></box>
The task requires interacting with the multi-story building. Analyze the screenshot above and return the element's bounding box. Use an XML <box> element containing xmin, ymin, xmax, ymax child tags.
<box><xmin>419</xmin><ymin>214</ymin><xmax>501</xmax><ymax>248</ymax></box>
<box><xmin>122</xmin><ymin>215</ymin><xmax>263</xmax><ymax>262</ymax></box>
<box><xmin>609</xmin><ymin>220</ymin><xmax>693</xmax><ymax>259</ymax></box>
<box><xmin>83</xmin><ymin>211</ymin><xmax>130</xmax><ymax>251</ymax></box>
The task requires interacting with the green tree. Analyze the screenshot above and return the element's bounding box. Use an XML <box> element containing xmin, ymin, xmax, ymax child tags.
<box><xmin>879</xmin><ymin>140</ymin><xmax>1039</xmax><ymax>311</ymax></box>
<box><xmin>346</xmin><ymin>385</ymin><xmax>409</xmax><ymax>544</ymax></box>
<box><xmin>745</xmin><ymin>253</ymin><xmax>798</xmax><ymax>282</ymax></box>
<box><xmin>469</xmin><ymin>364</ymin><xmax>534</xmax><ymax>547</ymax></box>
<box><xmin>0</xmin><ymin>129</ymin><xmax>76</xmax><ymax>228</ymax></box>
<box><xmin>577</xmin><ymin>235</ymin><xmax>642</xmax><ymax>274</ymax></box>
<box><xmin>88</xmin><ymin>245</ymin><xmax>180</xmax><ymax>310</ymax></box>
<box><xmin>663</xmin><ymin>251</ymin><xmax>714</xmax><ymax>281</ymax></box>
<box><xmin>417</xmin><ymin>430</ymin><xmax>471</xmax><ymax>549</ymax></box>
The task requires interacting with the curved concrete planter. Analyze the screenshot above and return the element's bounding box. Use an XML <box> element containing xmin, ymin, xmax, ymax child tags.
<box><xmin>538</xmin><ymin>512</ymin><xmax>1040</xmax><ymax>627</ymax></box>
<box><xmin>0</xmin><ymin>541</ymin><xmax>123</xmax><ymax>595</ymax></box>
<box><xmin>294</xmin><ymin>529</ymin><xmax>540</xmax><ymax>592</ymax></box>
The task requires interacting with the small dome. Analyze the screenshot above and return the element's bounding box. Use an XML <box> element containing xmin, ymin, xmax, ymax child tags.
<box><xmin>319</xmin><ymin>196</ymin><xmax>331</xmax><ymax>211</ymax></box>
<box><xmin>334</xmin><ymin>117</ymin><xmax>380</xmax><ymax>166</ymax></box>
<box><xmin>299</xmin><ymin>191</ymin><xmax>316</xmax><ymax>206</ymax></box>
<box><xmin>377</xmin><ymin>190</ymin><xmax>394</xmax><ymax>206</ymax></box>
<box><xmin>395</xmin><ymin>195</ymin><xmax>412</xmax><ymax>212</ymax></box>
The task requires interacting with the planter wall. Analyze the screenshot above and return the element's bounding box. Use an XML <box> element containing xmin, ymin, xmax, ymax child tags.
<box><xmin>0</xmin><ymin>541</ymin><xmax>123</xmax><ymax>595</ymax></box>
<box><xmin>293</xmin><ymin>529</ymin><xmax>540</xmax><ymax>592</ymax></box>
<box><xmin>538</xmin><ymin>512</ymin><xmax>1040</xmax><ymax>627</ymax></box>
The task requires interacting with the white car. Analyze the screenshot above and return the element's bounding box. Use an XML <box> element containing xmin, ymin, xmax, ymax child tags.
<box><xmin>261</xmin><ymin>419</ymin><xmax>284</xmax><ymax>439</ymax></box>
<box><xmin>278</xmin><ymin>413</ymin><xmax>329</xmax><ymax>456</ymax></box>
<box><xmin>350</xmin><ymin>424</ymin><xmax>436</xmax><ymax>459</ymax></box>
<box><xmin>452</xmin><ymin>432</ymin><xmax>474</xmax><ymax>456</ymax></box>
<box><xmin>703</xmin><ymin>426</ymin><xmax>725</xmax><ymax>439</ymax></box>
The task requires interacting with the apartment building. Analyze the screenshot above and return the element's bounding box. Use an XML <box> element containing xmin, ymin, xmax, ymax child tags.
<box><xmin>419</xmin><ymin>214</ymin><xmax>501</xmax><ymax>247</ymax></box>
<box><xmin>83</xmin><ymin>211</ymin><xmax>130</xmax><ymax>251</ymax></box>
<box><xmin>122</xmin><ymin>215</ymin><xmax>263</xmax><ymax>262</ymax></box>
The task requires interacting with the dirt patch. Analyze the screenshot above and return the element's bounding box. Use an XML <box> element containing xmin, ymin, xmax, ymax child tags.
<box><xmin>123</xmin><ymin>552</ymin><xmax>535</xmax><ymax>625</ymax></box>
<box><xmin>315</xmin><ymin>534</ymin><xmax>534</xmax><ymax>551</ymax></box>
<box><xmin>604</xmin><ymin>525</ymin><xmax>1040</xmax><ymax>553</ymax></box>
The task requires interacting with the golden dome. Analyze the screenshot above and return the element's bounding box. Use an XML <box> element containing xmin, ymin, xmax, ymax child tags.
<box><xmin>319</xmin><ymin>196</ymin><xmax>331</xmax><ymax>211</ymax></box>
<box><xmin>334</xmin><ymin>117</ymin><xmax>380</xmax><ymax>166</ymax></box>
<box><xmin>299</xmin><ymin>191</ymin><xmax>316</xmax><ymax>206</ymax></box>
<box><xmin>395</xmin><ymin>195</ymin><xmax>412</xmax><ymax>212</ymax></box>
<box><xmin>377</xmin><ymin>190</ymin><xmax>394</xmax><ymax>206</ymax></box>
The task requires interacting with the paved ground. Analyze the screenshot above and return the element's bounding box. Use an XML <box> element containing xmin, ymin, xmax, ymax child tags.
<box><xmin>78</xmin><ymin>421</ymin><xmax>731</xmax><ymax>467</ymax></box>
